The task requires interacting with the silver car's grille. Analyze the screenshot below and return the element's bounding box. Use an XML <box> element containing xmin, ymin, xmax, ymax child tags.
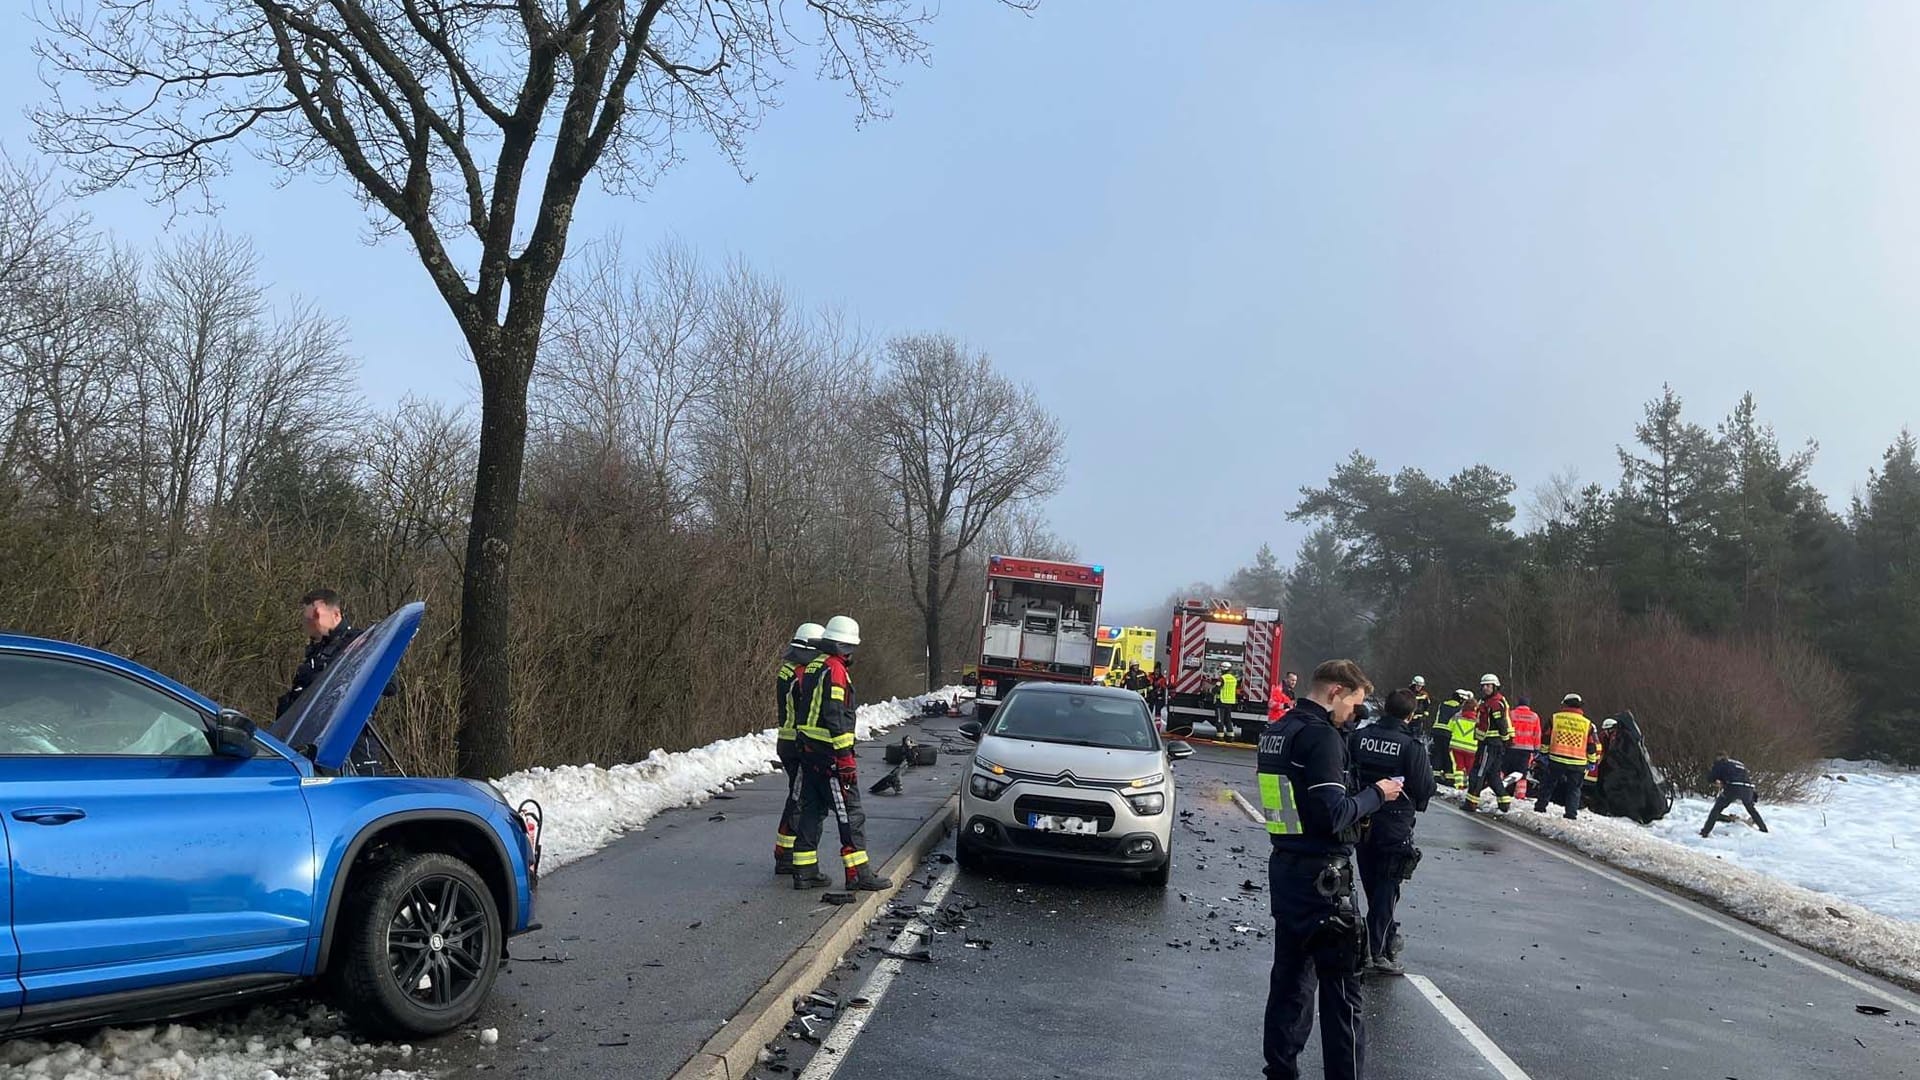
<box><xmin>1011</xmin><ymin>795</ymin><xmax>1116</xmax><ymax>831</ymax></box>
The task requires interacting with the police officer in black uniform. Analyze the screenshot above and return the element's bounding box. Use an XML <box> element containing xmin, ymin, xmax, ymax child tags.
<box><xmin>1348</xmin><ymin>689</ymin><xmax>1435</xmax><ymax>976</ymax></box>
<box><xmin>1258</xmin><ymin>659</ymin><xmax>1403</xmax><ymax>1080</ymax></box>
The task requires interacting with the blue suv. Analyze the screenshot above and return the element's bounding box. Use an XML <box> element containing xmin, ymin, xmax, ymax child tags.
<box><xmin>0</xmin><ymin>602</ymin><xmax>537</xmax><ymax>1038</ymax></box>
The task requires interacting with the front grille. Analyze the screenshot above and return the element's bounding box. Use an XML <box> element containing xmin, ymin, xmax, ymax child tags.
<box><xmin>1007</xmin><ymin>830</ymin><xmax>1120</xmax><ymax>855</ymax></box>
<box><xmin>1012</xmin><ymin>795</ymin><xmax>1115</xmax><ymax>830</ymax></box>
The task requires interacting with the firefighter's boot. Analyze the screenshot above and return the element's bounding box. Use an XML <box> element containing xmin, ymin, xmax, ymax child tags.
<box><xmin>846</xmin><ymin>866</ymin><xmax>893</xmax><ymax>892</ymax></box>
<box><xmin>792</xmin><ymin>867</ymin><xmax>832</xmax><ymax>890</ymax></box>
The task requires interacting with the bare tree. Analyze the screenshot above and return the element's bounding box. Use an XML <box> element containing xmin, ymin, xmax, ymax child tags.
<box><xmin>868</xmin><ymin>334</ymin><xmax>1064</xmax><ymax>690</ymax></box>
<box><xmin>33</xmin><ymin>0</ymin><xmax>1027</xmax><ymax>777</ymax></box>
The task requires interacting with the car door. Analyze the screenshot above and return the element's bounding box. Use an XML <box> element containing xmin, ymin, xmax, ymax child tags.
<box><xmin>0</xmin><ymin>813</ymin><xmax>22</xmax><ymax>1031</ymax></box>
<box><xmin>0</xmin><ymin>648</ymin><xmax>316</xmax><ymax>1010</ymax></box>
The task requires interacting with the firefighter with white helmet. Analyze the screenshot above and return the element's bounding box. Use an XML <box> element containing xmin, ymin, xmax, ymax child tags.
<box><xmin>772</xmin><ymin>621</ymin><xmax>826</xmax><ymax>875</ymax></box>
<box><xmin>1466</xmin><ymin>673</ymin><xmax>1513</xmax><ymax>812</ymax></box>
<box><xmin>1215</xmin><ymin>661</ymin><xmax>1241</xmax><ymax>742</ymax></box>
<box><xmin>791</xmin><ymin>616</ymin><xmax>893</xmax><ymax>892</ymax></box>
<box><xmin>1408</xmin><ymin>675</ymin><xmax>1433</xmax><ymax>729</ymax></box>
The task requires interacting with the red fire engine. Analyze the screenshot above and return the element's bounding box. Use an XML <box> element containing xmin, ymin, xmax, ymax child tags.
<box><xmin>1165</xmin><ymin>599</ymin><xmax>1284</xmax><ymax>742</ymax></box>
<box><xmin>972</xmin><ymin>555</ymin><xmax>1105</xmax><ymax>721</ymax></box>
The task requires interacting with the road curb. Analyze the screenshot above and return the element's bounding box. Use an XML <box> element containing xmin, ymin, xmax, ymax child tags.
<box><xmin>668</xmin><ymin>792</ymin><xmax>961</xmax><ymax>1080</ymax></box>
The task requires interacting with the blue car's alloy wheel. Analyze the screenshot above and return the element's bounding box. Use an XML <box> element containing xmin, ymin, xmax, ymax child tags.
<box><xmin>337</xmin><ymin>851</ymin><xmax>504</xmax><ymax>1037</ymax></box>
<box><xmin>388</xmin><ymin>875</ymin><xmax>493</xmax><ymax>1010</ymax></box>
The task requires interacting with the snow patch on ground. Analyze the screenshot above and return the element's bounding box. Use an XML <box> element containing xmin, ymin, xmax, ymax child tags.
<box><xmin>1442</xmin><ymin>765</ymin><xmax>1920</xmax><ymax>990</ymax></box>
<box><xmin>1647</xmin><ymin>761</ymin><xmax>1920</xmax><ymax>923</ymax></box>
<box><xmin>496</xmin><ymin>688</ymin><xmax>955</xmax><ymax>872</ymax></box>
<box><xmin>0</xmin><ymin>689</ymin><xmax>955</xmax><ymax>1080</ymax></box>
<box><xmin>0</xmin><ymin>1002</ymin><xmax>426</xmax><ymax>1080</ymax></box>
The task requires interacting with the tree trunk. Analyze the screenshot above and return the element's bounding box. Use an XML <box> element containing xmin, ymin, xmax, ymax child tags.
<box><xmin>456</xmin><ymin>336</ymin><xmax>535</xmax><ymax>779</ymax></box>
<box><xmin>923</xmin><ymin>537</ymin><xmax>943</xmax><ymax>691</ymax></box>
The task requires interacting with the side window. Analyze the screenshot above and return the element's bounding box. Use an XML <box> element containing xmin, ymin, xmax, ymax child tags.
<box><xmin>0</xmin><ymin>653</ymin><xmax>214</xmax><ymax>757</ymax></box>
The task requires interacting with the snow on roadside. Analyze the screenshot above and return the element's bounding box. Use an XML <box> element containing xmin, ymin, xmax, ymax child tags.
<box><xmin>0</xmin><ymin>1002</ymin><xmax>428</xmax><ymax>1080</ymax></box>
<box><xmin>1646</xmin><ymin>761</ymin><xmax>1920</xmax><ymax>923</ymax></box>
<box><xmin>495</xmin><ymin>688</ymin><xmax>957</xmax><ymax>872</ymax></box>
<box><xmin>1442</xmin><ymin>778</ymin><xmax>1920</xmax><ymax>991</ymax></box>
<box><xmin>0</xmin><ymin>689</ymin><xmax>958</xmax><ymax>1080</ymax></box>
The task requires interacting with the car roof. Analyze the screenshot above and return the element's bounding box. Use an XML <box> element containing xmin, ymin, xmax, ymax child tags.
<box><xmin>0</xmin><ymin>633</ymin><xmax>222</xmax><ymax>715</ymax></box>
<box><xmin>1005</xmin><ymin>681</ymin><xmax>1143</xmax><ymax>701</ymax></box>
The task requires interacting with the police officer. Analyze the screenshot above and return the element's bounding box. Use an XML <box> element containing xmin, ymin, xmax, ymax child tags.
<box><xmin>276</xmin><ymin>589</ymin><xmax>361</xmax><ymax>718</ymax></box>
<box><xmin>772</xmin><ymin>622</ymin><xmax>825</xmax><ymax>876</ymax></box>
<box><xmin>1258</xmin><ymin>659</ymin><xmax>1403</xmax><ymax>1080</ymax></box>
<box><xmin>1701</xmin><ymin>752</ymin><xmax>1769</xmax><ymax>837</ymax></box>
<box><xmin>792</xmin><ymin>616</ymin><xmax>893</xmax><ymax>892</ymax></box>
<box><xmin>1347</xmin><ymin>689</ymin><xmax>1434</xmax><ymax>976</ymax></box>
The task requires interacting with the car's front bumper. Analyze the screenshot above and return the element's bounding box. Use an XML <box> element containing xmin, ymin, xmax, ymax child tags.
<box><xmin>960</xmin><ymin>782</ymin><xmax>1173</xmax><ymax>868</ymax></box>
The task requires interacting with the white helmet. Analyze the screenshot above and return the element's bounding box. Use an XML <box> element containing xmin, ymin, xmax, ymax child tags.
<box><xmin>821</xmin><ymin>615</ymin><xmax>861</xmax><ymax>647</ymax></box>
<box><xmin>1480</xmin><ymin>673</ymin><xmax>1501</xmax><ymax>688</ymax></box>
<box><xmin>1219</xmin><ymin>661</ymin><xmax>1232</xmax><ymax>670</ymax></box>
<box><xmin>792</xmin><ymin>622</ymin><xmax>826</xmax><ymax>647</ymax></box>
<box><xmin>1602</xmin><ymin>717</ymin><xmax>1618</xmax><ymax>731</ymax></box>
<box><xmin>1412</xmin><ymin>675</ymin><xmax>1427</xmax><ymax>687</ymax></box>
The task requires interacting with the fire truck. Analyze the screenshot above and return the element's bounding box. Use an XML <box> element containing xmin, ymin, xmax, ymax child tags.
<box><xmin>1166</xmin><ymin>599</ymin><xmax>1284</xmax><ymax>742</ymax></box>
<box><xmin>972</xmin><ymin>555</ymin><xmax>1105</xmax><ymax>721</ymax></box>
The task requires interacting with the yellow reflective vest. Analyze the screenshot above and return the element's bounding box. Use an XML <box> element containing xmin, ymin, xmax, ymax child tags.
<box><xmin>1218</xmin><ymin>672</ymin><xmax>1239</xmax><ymax>706</ymax></box>
<box><xmin>1447</xmin><ymin>713</ymin><xmax>1481</xmax><ymax>752</ymax></box>
<box><xmin>1546</xmin><ymin>709</ymin><xmax>1598</xmax><ymax>766</ymax></box>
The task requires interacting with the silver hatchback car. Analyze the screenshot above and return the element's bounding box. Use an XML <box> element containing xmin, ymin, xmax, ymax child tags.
<box><xmin>957</xmin><ymin>681</ymin><xmax>1195</xmax><ymax>886</ymax></box>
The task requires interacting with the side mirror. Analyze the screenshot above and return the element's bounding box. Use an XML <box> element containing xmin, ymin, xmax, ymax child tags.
<box><xmin>958</xmin><ymin>720</ymin><xmax>983</xmax><ymax>742</ymax></box>
<box><xmin>210</xmin><ymin>708</ymin><xmax>259</xmax><ymax>759</ymax></box>
<box><xmin>1167</xmin><ymin>741</ymin><xmax>1195</xmax><ymax>761</ymax></box>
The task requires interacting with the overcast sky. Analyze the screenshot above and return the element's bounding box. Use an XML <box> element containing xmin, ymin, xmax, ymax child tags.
<box><xmin>7</xmin><ymin>2</ymin><xmax>1920</xmax><ymax>611</ymax></box>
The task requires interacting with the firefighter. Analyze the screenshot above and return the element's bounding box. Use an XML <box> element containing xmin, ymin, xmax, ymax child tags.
<box><xmin>1147</xmin><ymin>669</ymin><xmax>1169</xmax><ymax>724</ymax></box>
<box><xmin>1465</xmin><ymin>674</ymin><xmax>1513</xmax><ymax>812</ymax></box>
<box><xmin>1445</xmin><ymin>696</ymin><xmax>1481</xmax><ymax>790</ymax></box>
<box><xmin>1216</xmin><ymin>662</ymin><xmax>1241</xmax><ymax>742</ymax></box>
<box><xmin>1124</xmin><ymin>663</ymin><xmax>1151</xmax><ymax>693</ymax></box>
<box><xmin>1258</xmin><ymin>659</ymin><xmax>1403</xmax><ymax>1080</ymax></box>
<box><xmin>1535</xmin><ymin>693</ymin><xmax>1600</xmax><ymax>820</ymax></box>
<box><xmin>773</xmin><ymin>622</ymin><xmax>825</xmax><ymax>876</ymax></box>
<box><xmin>791</xmin><ymin>616</ymin><xmax>893</xmax><ymax>892</ymax></box>
<box><xmin>1505</xmin><ymin>694</ymin><xmax>1543</xmax><ymax>801</ymax></box>
<box><xmin>1700</xmin><ymin>752</ymin><xmax>1770</xmax><ymax>837</ymax></box>
<box><xmin>1430</xmin><ymin>688</ymin><xmax>1467</xmax><ymax>783</ymax></box>
<box><xmin>1347</xmin><ymin>689</ymin><xmax>1434</xmax><ymax>976</ymax></box>
<box><xmin>1409</xmin><ymin>676</ymin><xmax>1433</xmax><ymax>728</ymax></box>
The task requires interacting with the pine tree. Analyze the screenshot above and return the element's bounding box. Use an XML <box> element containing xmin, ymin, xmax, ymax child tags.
<box><xmin>1845</xmin><ymin>430</ymin><xmax>1920</xmax><ymax>760</ymax></box>
<box><xmin>1281</xmin><ymin>526</ymin><xmax>1370</xmax><ymax>671</ymax></box>
<box><xmin>1225</xmin><ymin>543</ymin><xmax>1287</xmax><ymax>609</ymax></box>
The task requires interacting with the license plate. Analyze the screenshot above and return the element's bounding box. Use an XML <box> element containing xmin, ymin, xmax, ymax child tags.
<box><xmin>1027</xmin><ymin>814</ymin><xmax>1097</xmax><ymax>835</ymax></box>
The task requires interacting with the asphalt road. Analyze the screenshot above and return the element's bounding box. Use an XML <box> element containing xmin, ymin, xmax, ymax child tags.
<box><xmin>795</xmin><ymin>743</ymin><xmax>1920</xmax><ymax>1080</ymax></box>
<box><xmin>434</xmin><ymin>718</ymin><xmax>973</xmax><ymax>1080</ymax></box>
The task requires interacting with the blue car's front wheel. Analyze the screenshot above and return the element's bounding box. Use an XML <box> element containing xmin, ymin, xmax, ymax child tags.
<box><xmin>337</xmin><ymin>852</ymin><xmax>504</xmax><ymax>1037</ymax></box>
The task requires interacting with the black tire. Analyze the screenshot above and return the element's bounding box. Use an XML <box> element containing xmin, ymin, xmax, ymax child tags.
<box><xmin>1142</xmin><ymin>853</ymin><xmax>1171</xmax><ymax>888</ymax></box>
<box><xmin>955</xmin><ymin>838</ymin><xmax>986</xmax><ymax>874</ymax></box>
<box><xmin>336</xmin><ymin>851</ymin><xmax>503</xmax><ymax>1038</ymax></box>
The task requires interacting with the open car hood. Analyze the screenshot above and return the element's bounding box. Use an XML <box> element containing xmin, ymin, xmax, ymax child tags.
<box><xmin>273</xmin><ymin>602</ymin><xmax>422</xmax><ymax>771</ymax></box>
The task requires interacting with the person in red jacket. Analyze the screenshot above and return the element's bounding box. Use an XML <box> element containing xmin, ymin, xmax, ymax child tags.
<box><xmin>1466</xmin><ymin>674</ymin><xmax>1513</xmax><ymax>812</ymax></box>
<box><xmin>1505</xmin><ymin>695</ymin><xmax>1543</xmax><ymax>801</ymax></box>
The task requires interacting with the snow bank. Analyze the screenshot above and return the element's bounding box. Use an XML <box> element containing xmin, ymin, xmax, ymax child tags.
<box><xmin>0</xmin><ymin>689</ymin><xmax>957</xmax><ymax>1079</ymax></box>
<box><xmin>495</xmin><ymin>687</ymin><xmax>955</xmax><ymax>872</ymax></box>
<box><xmin>0</xmin><ymin>1002</ymin><xmax>426</xmax><ymax>1080</ymax></box>
<box><xmin>1647</xmin><ymin>761</ymin><xmax>1920</xmax><ymax>923</ymax></box>
<box><xmin>1443</xmin><ymin>776</ymin><xmax>1920</xmax><ymax>990</ymax></box>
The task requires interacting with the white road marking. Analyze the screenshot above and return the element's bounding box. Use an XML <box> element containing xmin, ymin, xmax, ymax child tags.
<box><xmin>797</xmin><ymin>864</ymin><xmax>961</xmax><ymax>1080</ymax></box>
<box><xmin>1229</xmin><ymin>788</ymin><xmax>1264</xmax><ymax>825</ymax></box>
<box><xmin>1439</xmin><ymin>801</ymin><xmax>1920</xmax><ymax>1017</ymax></box>
<box><xmin>1406</xmin><ymin>974</ymin><xmax>1535</xmax><ymax>1080</ymax></box>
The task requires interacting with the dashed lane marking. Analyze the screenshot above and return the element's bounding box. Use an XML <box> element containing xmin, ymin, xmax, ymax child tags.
<box><xmin>796</xmin><ymin>863</ymin><xmax>961</xmax><ymax>1080</ymax></box>
<box><xmin>1406</xmin><ymin>974</ymin><xmax>1535</xmax><ymax>1080</ymax></box>
<box><xmin>1439</xmin><ymin>800</ymin><xmax>1920</xmax><ymax>1017</ymax></box>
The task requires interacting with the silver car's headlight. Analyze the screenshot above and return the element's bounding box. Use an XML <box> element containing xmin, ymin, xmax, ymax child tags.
<box><xmin>970</xmin><ymin>757</ymin><xmax>1011</xmax><ymax>800</ymax></box>
<box><xmin>1126</xmin><ymin>773</ymin><xmax>1164</xmax><ymax>789</ymax></box>
<box><xmin>1125</xmin><ymin>791</ymin><xmax>1166</xmax><ymax>815</ymax></box>
<box><xmin>969</xmin><ymin>772</ymin><xmax>1010</xmax><ymax>800</ymax></box>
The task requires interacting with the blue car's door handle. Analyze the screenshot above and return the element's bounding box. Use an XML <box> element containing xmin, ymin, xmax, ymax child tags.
<box><xmin>12</xmin><ymin>807</ymin><xmax>87</xmax><ymax>825</ymax></box>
